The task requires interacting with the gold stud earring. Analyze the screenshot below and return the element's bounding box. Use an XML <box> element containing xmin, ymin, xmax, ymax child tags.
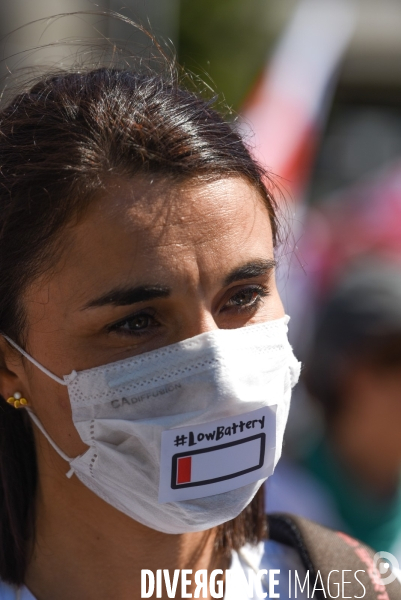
<box><xmin>6</xmin><ymin>392</ymin><xmax>28</xmax><ymax>409</ymax></box>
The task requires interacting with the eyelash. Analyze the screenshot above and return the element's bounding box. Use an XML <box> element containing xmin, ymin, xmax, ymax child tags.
<box><xmin>108</xmin><ymin>308</ymin><xmax>158</xmax><ymax>338</ymax></box>
<box><xmin>222</xmin><ymin>284</ymin><xmax>270</xmax><ymax>313</ymax></box>
<box><xmin>108</xmin><ymin>284</ymin><xmax>270</xmax><ymax>337</ymax></box>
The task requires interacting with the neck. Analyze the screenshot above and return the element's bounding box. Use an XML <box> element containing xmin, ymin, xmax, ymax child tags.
<box><xmin>26</xmin><ymin>436</ymin><xmax>227</xmax><ymax>600</ymax></box>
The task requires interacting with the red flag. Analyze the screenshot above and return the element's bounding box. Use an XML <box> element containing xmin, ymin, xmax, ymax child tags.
<box><xmin>241</xmin><ymin>0</ymin><xmax>357</xmax><ymax>204</ymax></box>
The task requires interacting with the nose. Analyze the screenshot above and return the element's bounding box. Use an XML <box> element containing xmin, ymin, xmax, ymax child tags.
<box><xmin>173</xmin><ymin>308</ymin><xmax>219</xmax><ymax>344</ymax></box>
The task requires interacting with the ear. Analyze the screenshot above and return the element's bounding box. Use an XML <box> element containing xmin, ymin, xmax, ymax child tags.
<box><xmin>0</xmin><ymin>337</ymin><xmax>29</xmax><ymax>402</ymax></box>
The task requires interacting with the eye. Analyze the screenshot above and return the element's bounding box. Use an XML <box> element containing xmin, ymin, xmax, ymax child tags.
<box><xmin>108</xmin><ymin>311</ymin><xmax>158</xmax><ymax>336</ymax></box>
<box><xmin>222</xmin><ymin>285</ymin><xmax>269</xmax><ymax>313</ymax></box>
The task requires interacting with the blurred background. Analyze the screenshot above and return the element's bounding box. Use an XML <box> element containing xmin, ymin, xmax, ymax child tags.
<box><xmin>2</xmin><ymin>0</ymin><xmax>401</xmax><ymax>564</ymax></box>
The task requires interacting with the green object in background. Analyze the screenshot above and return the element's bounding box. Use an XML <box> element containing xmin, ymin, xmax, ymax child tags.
<box><xmin>305</xmin><ymin>438</ymin><xmax>401</xmax><ymax>554</ymax></box>
<box><xmin>178</xmin><ymin>0</ymin><xmax>275</xmax><ymax>110</ymax></box>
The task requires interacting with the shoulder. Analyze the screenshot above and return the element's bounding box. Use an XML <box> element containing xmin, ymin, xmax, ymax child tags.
<box><xmin>0</xmin><ymin>581</ymin><xmax>17</xmax><ymax>600</ymax></box>
<box><xmin>0</xmin><ymin>581</ymin><xmax>35</xmax><ymax>599</ymax></box>
<box><xmin>267</xmin><ymin>513</ymin><xmax>401</xmax><ymax>599</ymax></box>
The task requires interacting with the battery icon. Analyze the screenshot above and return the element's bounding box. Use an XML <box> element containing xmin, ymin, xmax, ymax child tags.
<box><xmin>171</xmin><ymin>433</ymin><xmax>266</xmax><ymax>489</ymax></box>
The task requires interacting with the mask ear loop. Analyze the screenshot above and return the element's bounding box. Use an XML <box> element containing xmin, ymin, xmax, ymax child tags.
<box><xmin>26</xmin><ymin>408</ymin><xmax>76</xmax><ymax>478</ymax></box>
<box><xmin>2</xmin><ymin>335</ymin><xmax>77</xmax><ymax>385</ymax></box>
<box><xmin>2</xmin><ymin>335</ymin><xmax>78</xmax><ymax>478</ymax></box>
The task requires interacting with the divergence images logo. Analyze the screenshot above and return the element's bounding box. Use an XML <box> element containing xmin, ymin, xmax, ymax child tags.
<box><xmin>373</xmin><ymin>551</ymin><xmax>400</xmax><ymax>586</ymax></box>
<box><xmin>171</xmin><ymin>434</ymin><xmax>266</xmax><ymax>489</ymax></box>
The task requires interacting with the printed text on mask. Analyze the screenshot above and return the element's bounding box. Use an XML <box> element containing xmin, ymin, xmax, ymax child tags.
<box><xmin>176</xmin><ymin>415</ymin><xmax>266</xmax><ymax>448</ymax></box>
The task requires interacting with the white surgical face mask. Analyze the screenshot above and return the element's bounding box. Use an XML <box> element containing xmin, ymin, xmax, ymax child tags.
<box><xmin>5</xmin><ymin>316</ymin><xmax>300</xmax><ymax>534</ymax></box>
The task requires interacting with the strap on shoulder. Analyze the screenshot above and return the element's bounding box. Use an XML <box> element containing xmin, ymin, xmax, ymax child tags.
<box><xmin>267</xmin><ymin>513</ymin><xmax>401</xmax><ymax>600</ymax></box>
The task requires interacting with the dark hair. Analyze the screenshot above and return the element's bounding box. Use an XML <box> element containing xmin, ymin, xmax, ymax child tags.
<box><xmin>0</xmin><ymin>66</ymin><xmax>275</xmax><ymax>584</ymax></box>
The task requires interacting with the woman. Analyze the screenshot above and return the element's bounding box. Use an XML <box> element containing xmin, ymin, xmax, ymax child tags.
<box><xmin>0</xmin><ymin>66</ymin><xmax>390</xmax><ymax>600</ymax></box>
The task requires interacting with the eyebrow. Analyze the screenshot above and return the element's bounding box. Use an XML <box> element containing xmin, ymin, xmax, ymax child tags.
<box><xmin>82</xmin><ymin>285</ymin><xmax>170</xmax><ymax>310</ymax></box>
<box><xmin>223</xmin><ymin>259</ymin><xmax>277</xmax><ymax>286</ymax></box>
<box><xmin>82</xmin><ymin>259</ymin><xmax>276</xmax><ymax>310</ymax></box>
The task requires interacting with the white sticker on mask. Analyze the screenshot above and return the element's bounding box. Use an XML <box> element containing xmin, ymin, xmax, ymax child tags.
<box><xmin>159</xmin><ymin>406</ymin><xmax>277</xmax><ymax>503</ymax></box>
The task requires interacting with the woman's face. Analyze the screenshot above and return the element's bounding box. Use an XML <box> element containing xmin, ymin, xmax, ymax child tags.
<box><xmin>1</xmin><ymin>176</ymin><xmax>284</xmax><ymax>457</ymax></box>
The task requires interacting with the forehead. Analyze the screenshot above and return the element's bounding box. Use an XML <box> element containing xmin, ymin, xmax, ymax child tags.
<box><xmin>29</xmin><ymin>177</ymin><xmax>275</xmax><ymax>309</ymax></box>
<box><xmin>75</xmin><ymin>176</ymin><xmax>273</xmax><ymax>256</ymax></box>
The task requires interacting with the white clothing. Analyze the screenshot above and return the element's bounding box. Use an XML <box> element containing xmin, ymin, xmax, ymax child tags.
<box><xmin>230</xmin><ymin>539</ymin><xmax>310</xmax><ymax>599</ymax></box>
<box><xmin>0</xmin><ymin>540</ymin><xmax>309</xmax><ymax>600</ymax></box>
